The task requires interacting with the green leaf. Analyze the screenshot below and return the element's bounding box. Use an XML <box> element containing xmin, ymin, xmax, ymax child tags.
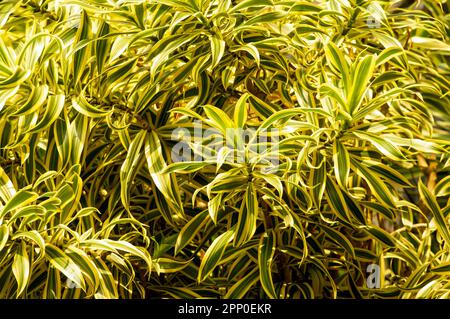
<box><xmin>208</xmin><ymin>193</ymin><xmax>222</xmax><ymax>224</ymax></box>
<box><xmin>333</xmin><ymin>140</ymin><xmax>350</xmax><ymax>189</ymax></box>
<box><xmin>320</xmin><ymin>84</ymin><xmax>347</xmax><ymax>111</ymax></box>
<box><xmin>72</xmin><ymin>95</ymin><xmax>110</xmax><ymax>118</ymax></box>
<box><xmin>0</xmin><ymin>189</ymin><xmax>38</xmax><ymax>220</ymax></box>
<box><xmin>80</xmin><ymin>239</ymin><xmax>152</xmax><ymax>271</ymax></box>
<box><xmin>65</xmin><ymin>246</ymin><xmax>101</xmax><ymax>292</ymax></box>
<box><xmin>253</xmin><ymin>171</ymin><xmax>283</xmax><ymax>196</ymax></box>
<box><xmin>324</xmin><ymin>176</ymin><xmax>350</xmax><ymax>222</ymax></box>
<box><xmin>45</xmin><ymin>244</ymin><xmax>86</xmax><ymax>292</ymax></box>
<box><xmin>95</xmin><ymin>20</ymin><xmax>110</xmax><ymax>75</ymax></box>
<box><xmin>362</xmin><ymin>225</ymin><xmax>397</xmax><ymax>247</ymax></box>
<box><xmin>175</xmin><ymin>210</ymin><xmax>209</xmax><ymax>255</ymax></box>
<box><xmin>109</xmin><ymin>35</ymin><xmax>131</xmax><ymax>63</ymax></box>
<box><xmin>0</xmin><ymin>66</ymin><xmax>30</xmax><ymax>89</ymax></box>
<box><xmin>12</xmin><ymin>231</ymin><xmax>45</xmax><ymax>263</ymax></box>
<box><xmin>243</xmin><ymin>12</ymin><xmax>285</xmax><ymax>26</ymax></box>
<box><xmin>376</xmin><ymin>47</ymin><xmax>404</xmax><ymax>66</ymax></box>
<box><xmin>210</xmin><ymin>36</ymin><xmax>226</xmax><ymax>69</ymax></box>
<box><xmin>43</xmin><ymin>266</ymin><xmax>61</xmax><ymax>299</ymax></box>
<box><xmin>347</xmin><ymin>55</ymin><xmax>376</xmax><ymax>114</ymax></box>
<box><xmin>258</xmin><ymin>230</ymin><xmax>277</xmax><ymax>299</ymax></box>
<box><xmin>148</xmin><ymin>33</ymin><xmax>199</xmax><ymax>78</ymax></box>
<box><xmin>0</xmin><ymin>224</ymin><xmax>9</xmax><ymax>251</ymax></box>
<box><xmin>198</xmin><ymin>230</ymin><xmax>234</xmax><ymax>282</ymax></box>
<box><xmin>203</xmin><ymin>104</ymin><xmax>235</xmax><ymax>134</ymax></box>
<box><xmin>73</xmin><ymin>10</ymin><xmax>90</xmax><ymax>88</ymax></box>
<box><xmin>230</xmin><ymin>0</ymin><xmax>273</xmax><ymax>12</ymax></box>
<box><xmin>411</xmin><ymin>37</ymin><xmax>450</xmax><ymax>51</ymax></box>
<box><xmin>362</xmin><ymin>160</ymin><xmax>412</xmax><ymax>187</ymax></box>
<box><xmin>321</xmin><ymin>225</ymin><xmax>355</xmax><ymax>258</ymax></box>
<box><xmin>225</xmin><ymin>268</ymin><xmax>259</xmax><ymax>298</ymax></box>
<box><xmin>353</xmin><ymin>131</ymin><xmax>405</xmax><ymax>161</ymax></box>
<box><xmin>92</xmin><ymin>258</ymin><xmax>118</xmax><ymax>298</ymax></box>
<box><xmin>8</xmin><ymin>205</ymin><xmax>45</xmax><ymax>225</ymax></box>
<box><xmin>233</xmin><ymin>43</ymin><xmax>260</xmax><ymax>66</ymax></box>
<box><xmin>431</xmin><ymin>262</ymin><xmax>450</xmax><ymax>274</ymax></box>
<box><xmin>145</xmin><ymin>130</ymin><xmax>184</xmax><ymax>220</ymax></box>
<box><xmin>435</xmin><ymin>175</ymin><xmax>450</xmax><ymax>197</ymax></box>
<box><xmin>0</xmin><ymin>165</ymin><xmax>15</xmax><ymax>205</ymax></box>
<box><xmin>208</xmin><ymin>173</ymin><xmax>248</xmax><ymax>193</ymax></box>
<box><xmin>164</xmin><ymin>161</ymin><xmax>212</xmax><ymax>174</ymax></box>
<box><xmin>10</xmin><ymin>84</ymin><xmax>48</xmax><ymax>117</ymax></box>
<box><xmin>120</xmin><ymin>130</ymin><xmax>146</xmax><ymax>211</ymax></box>
<box><xmin>221</xmin><ymin>60</ymin><xmax>238</xmax><ymax>90</ymax></box>
<box><xmin>26</xmin><ymin>95</ymin><xmax>65</xmax><ymax>134</ymax></box>
<box><xmin>324</xmin><ymin>42</ymin><xmax>350</xmax><ymax>97</ymax></box>
<box><xmin>234</xmin><ymin>182</ymin><xmax>258</xmax><ymax>247</ymax></box>
<box><xmin>155</xmin><ymin>257</ymin><xmax>191</xmax><ymax>274</ymax></box>
<box><xmin>248</xmin><ymin>94</ymin><xmax>278</xmax><ymax>118</ymax></box>
<box><xmin>351</xmin><ymin>159</ymin><xmax>396</xmax><ymax>208</ymax></box>
<box><xmin>233</xmin><ymin>93</ymin><xmax>249</xmax><ymax>128</ymax></box>
<box><xmin>310</xmin><ymin>154</ymin><xmax>326</xmax><ymax>209</ymax></box>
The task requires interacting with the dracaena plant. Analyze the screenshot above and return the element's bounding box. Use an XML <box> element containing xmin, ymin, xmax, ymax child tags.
<box><xmin>0</xmin><ymin>0</ymin><xmax>449</xmax><ymax>299</ymax></box>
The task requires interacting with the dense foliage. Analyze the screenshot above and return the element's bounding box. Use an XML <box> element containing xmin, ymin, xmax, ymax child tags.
<box><xmin>0</xmin><ymin>0</ymin><xmax>449</xmax><ymax>299</ymax></box>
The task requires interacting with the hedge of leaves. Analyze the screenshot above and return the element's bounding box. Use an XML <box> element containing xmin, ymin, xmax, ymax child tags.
<box><xmin>0</xmin><ymin>0</ymin><xmax>449</xmax><ymax>299</ymax></box>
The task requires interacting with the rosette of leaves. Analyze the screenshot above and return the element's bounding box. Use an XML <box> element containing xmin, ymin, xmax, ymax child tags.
<box><xmin>0</xmin><ymin>0</ymin><xmax>449</xmax><ymax>299</ymax></box>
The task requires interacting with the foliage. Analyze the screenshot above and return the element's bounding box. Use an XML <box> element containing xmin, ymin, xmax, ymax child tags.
<box><xmin>0</xmin><ymin>0</ymin><xmax>449</xmax><ymax>299</ymax></box>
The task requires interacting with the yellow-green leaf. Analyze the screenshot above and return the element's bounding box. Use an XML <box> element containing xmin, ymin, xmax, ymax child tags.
<box><xmin>258</xmin><ymin>230</ymin><xmax>277</xmax><ymax>299</ymax></box>
<box><xmin>12</xmin><ymin>241</ymin><xmax>30</xmax><ymax>297</ymax></box>
<box><xmin>198</xmin><ymin>230</ymin><xmax>234</xmax><ymax>282</ymax></box>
